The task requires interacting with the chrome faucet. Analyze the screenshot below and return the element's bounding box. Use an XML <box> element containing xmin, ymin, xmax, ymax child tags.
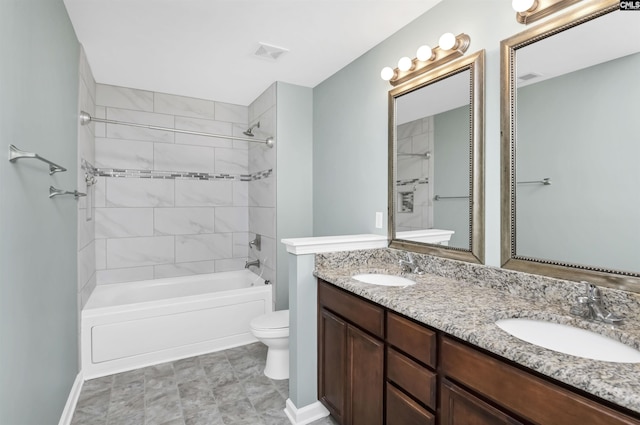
<box><xmin>570</xmin><ymin>281</ymin><xmax>623</xmax><ymax>325</ymax></box>
<box><xmin>245</xmin><ymin>259</ymin><xmax>260</xmax><ymax>269</ymax></box>
<box><xmin>398</xmin><ymin>253</ymin><xmax>425</xmax><ymax>275</ymax></box>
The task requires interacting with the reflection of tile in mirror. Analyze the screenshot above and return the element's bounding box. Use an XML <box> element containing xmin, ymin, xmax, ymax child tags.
<box><xmin>398</xmin><ymin>191</ymin><xmax>414</xmax><ymax>213</ymax></box>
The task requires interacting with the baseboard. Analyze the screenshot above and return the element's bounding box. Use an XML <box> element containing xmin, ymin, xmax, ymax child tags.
<box><xmin>284</xmin><ymin>398</ymin><xmax>330</xmax><ymax>425</ymax></box>
<box><xmin>58</xmin><ymin>371</ymin><xmax>83</xmax><ymax>425</ymax></box>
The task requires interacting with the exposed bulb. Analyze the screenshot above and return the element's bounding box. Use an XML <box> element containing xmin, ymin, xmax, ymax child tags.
<box><xmin>512</xmin><ymin>0</ymin><xmax>536</xmax><ymax>13</ymax></box>
<box><xmin>380</xmin><ymin>66</ymin><xmax>395</xmax><ymax>81</ymax></box>
<box><xmin>439</xmin><ymin>33</ymin><xmax>457</xmax><ymax>51</ymax></box>
<box><xmin>397</xmin><ymin>56</ymin><xmax>413</xmax><ymax>72</ymax></box>
<box><xmin>416</xmin><ymin>45</ymin><xmax>433</xmax><ymax>62</ymax></box>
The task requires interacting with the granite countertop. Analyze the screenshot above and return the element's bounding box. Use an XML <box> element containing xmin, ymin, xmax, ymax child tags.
<box><xmin>314</xmin><ymin>264</ymin><xmax>640</xmax><ymax>415</ymax></box>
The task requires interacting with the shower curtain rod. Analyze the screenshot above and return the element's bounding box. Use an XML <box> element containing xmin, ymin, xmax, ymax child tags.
<box><xmin>79</xmin><ymin>111</ymin><xmax>274</xmax><ymax>148</ymax></box>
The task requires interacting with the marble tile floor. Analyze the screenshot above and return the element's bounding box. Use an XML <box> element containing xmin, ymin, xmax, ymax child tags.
<box><xmin>71</xmin><ymin>343</ymin><xmax>338</xmax><ymax>425</ymax></box>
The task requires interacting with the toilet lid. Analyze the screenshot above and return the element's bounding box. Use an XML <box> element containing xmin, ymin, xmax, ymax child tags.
<box><xmin>251</xmin><ymin>310</ymin><xmax>289</xmax><ymax>330</ymax></box>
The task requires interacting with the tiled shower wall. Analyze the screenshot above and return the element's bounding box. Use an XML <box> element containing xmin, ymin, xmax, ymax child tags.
<box><xmin>395</xmin><ymin>116</ymin><xmax>434</xmax><ymax>231</ymax></box>
<box><xmin>248</xmin><ymin>84</ymin><xmax>277</xmax><ymax>299</ymax></box>
<box><xmin>77</xmin><ymin>46</ymin><xmax>97</xmax><ymax>308</ymax></box>
<box><xmin>93</xmin><ymin>84</ymin><xmax>264</xmax><ymax>284</ymax></box>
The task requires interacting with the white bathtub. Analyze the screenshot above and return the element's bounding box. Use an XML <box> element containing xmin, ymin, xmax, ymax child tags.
<box><xmin>81</xmin><ymin>270</ymin><xmax>272</xmax><ymax>379</ymax></box>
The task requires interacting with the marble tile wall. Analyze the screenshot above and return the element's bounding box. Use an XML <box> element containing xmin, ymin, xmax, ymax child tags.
<box><xmin>248</xmin><ymin>84</ymin><xmax>277</xmax><ymax>306</ymax></box>
<box><xmin>93</xmin><ymin>83</ymin><xmax>267</xmax><ymax>284</ymax></box>
<box><xmin>395</xmin><ymin>116</ymin><xmax>434</xmax><ymax>231</ymax></box>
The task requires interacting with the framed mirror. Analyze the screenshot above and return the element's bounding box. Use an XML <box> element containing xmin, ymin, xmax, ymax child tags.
<box><xmin>389</xmin><ymin>50</ymin><xmax>485</xmax><ymax>264</ymax></box>
<box><xmin>501</xmin><ymin>0</ymin><xmax>640</xmax><ymax>292</ymax></box>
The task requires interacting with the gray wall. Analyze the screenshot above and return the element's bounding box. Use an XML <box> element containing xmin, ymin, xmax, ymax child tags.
<box><xmin>0</xmin><ymin>0</ymin><xmax>80</xmax><ymax>423</ymax></box>
<box><xmin>312</xmin><ymin>0</ymin><xmax>521</xmax><ymax>266</ymax></box>
<box><xmin>276</xmin><ymin>82</ymin><xmax>314</xmax><ymax>310</ymax></box>
<box><xmin>516</xmin><ymin>53</ymin><xmax>640</xmax><ymax>272</ymax></box>
<box><xmin>433</xmin><ymin>105</ymin><xmax>471</xmax><ymax>249</ymax></box>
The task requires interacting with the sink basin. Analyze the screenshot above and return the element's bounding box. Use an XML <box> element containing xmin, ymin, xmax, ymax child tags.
<box><xmin>352</xmin><ymin>273</ymin><xmax>415</xmax><ymax>287</ymax></box>
<box><xmin>496</xmin><ymin>318</ymin><xmax>640</xmax><ymax>363</ymax></box>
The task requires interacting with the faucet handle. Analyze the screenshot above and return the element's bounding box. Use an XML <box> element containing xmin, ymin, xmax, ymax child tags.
<box><xmin>570</xmin><ymin>296</ymin><xmax>589</xmax><ymax>317</ymax></box>
<box><xmin>579</xmin><ymin>281</ymin><xmax>598</xmax><ymax>299</ymax></box>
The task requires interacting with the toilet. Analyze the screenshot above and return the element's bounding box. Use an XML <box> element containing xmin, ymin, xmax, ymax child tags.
<box><xmin>249</xmin><ymin>309</ymin><xmax>289</xmax><ymax>380</ymax></box>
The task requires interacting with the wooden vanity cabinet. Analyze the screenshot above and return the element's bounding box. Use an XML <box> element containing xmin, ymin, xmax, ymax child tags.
<box><xmin>318</xmin><ymin>279</ymin><xmax>640</xmax><ymax>425</ymax></box>
<box><xmin>318</xmin><ymin>280</ymin><xmax>384</xmax><ymax>425</ymax></box>
<box><xmin>385</xmin><ymin>312</ymin><xmax>437</xmax><ymax>425</ymax></box>
<box><xmin>441</xmin><ymin>337</ymin><xmax>640</xmax><ymax>425</ymax></box>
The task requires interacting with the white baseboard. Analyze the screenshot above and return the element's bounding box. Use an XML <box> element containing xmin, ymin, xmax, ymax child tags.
<box><xmin>284</xmin><ymin>398</ymin><xmax>330</xmax><ymax>425</ymax></box>
<box><xmin>58</xmin><ymin>371</ymin><xmax>84</xmax><ymax>425</ymax></box>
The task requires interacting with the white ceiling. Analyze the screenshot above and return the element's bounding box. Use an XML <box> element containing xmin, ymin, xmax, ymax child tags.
<box><xmin>64</xmin><ymin>0</ymin><xmax>443</xmax><ymax>106</ymax></box>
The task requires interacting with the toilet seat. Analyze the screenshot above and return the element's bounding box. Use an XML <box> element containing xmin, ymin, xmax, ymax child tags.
<box><xmin>250</xmin><ymin>310</ymin><xmax>289</xmax><ymax>331</ymax></box>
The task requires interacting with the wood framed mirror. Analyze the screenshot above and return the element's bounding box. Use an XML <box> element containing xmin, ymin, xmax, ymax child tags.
<box><xmin>501</xmin><ymin>0</ymin><xmax>640</xmax><ymax>292</ymax></box>
<box><xmin>389</xmin><ymin>50</ymin><xmax>485</xmax><ymax>264</ymax></box>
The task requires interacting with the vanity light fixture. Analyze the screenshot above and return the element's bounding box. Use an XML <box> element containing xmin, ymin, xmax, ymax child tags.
<box><xmin>512</xmin><ymin>0</ymin><xmax>537</xmax><ymax>13</ymax></box>
<box><xmin>398</xmin><ymin>56</ymin><xmax>414</xmax><ymax>72</ymax></box>
<box><xmin>416</xmin><ymin>45</ymin><xmax>434</xmax><ymax>62</ymax></box>
<box><xmin>438</xmin><ymin>33</ymin><xmax>458</xmax><ymax>51</ymax></box>
<box><xmin>513</xmin><ymin>0</ymin><xmax>581</xmax><ymax>24</ymax></box>
<box><xmin>380</xmin><ymin>33</ymin><xmax>471</xmax><ymax>86</ymax></box>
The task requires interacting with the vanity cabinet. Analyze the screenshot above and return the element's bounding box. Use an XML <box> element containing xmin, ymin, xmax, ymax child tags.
<box><xmin>318</xmin><ymin>280</ymin><xmax>384</xmax><ymax>425</ymax></box>
<box><xmin>386</xmin><ymin>312</ymin><xmax>436</xmax><ymax>425</ymax></box>
<box><xmin>318</xmin><ymin>279</ymin><xmax>640</xmax><ymax>425</ymax></box>
<box><xmin>441</xmin><ymin>337</ymin><xmax>640</xmax><ymax>425</ymax></box>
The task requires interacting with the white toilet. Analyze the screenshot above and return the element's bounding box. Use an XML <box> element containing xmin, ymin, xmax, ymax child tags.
<box><xmin>249</xmin><ymin>309</ymin><xmax>290</xmax><ymax>380</ymax></box>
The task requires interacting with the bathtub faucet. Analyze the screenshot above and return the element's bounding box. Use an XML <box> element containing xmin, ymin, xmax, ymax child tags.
<box><xmin>245</xmin><ymin>259</ymin><xmax>260</xmax><ymax>270</ymax></box>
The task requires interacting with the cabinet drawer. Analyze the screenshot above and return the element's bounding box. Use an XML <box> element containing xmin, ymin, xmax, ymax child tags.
<box><xmin>319</xmin><ymin>280</ymin><xmax>384</xmax><ymax>338</ymax></box>
<box><xmin>441</xmin><ymin>337</ymin><xmax>640</xmax><ymax>425</ymax></box>
<box><xmin>387</xmin><ymin>347</ymin><xmax>436</xmax><ymax>409</ymax></box>
<box><xmin>387</xmin><ymin>312</ymin><xmax>436</xmax><ymax>367</ymax></box>
<box><xmin>386</xmin><ymin>383</ymin><xmax>435</xmax><ymax>425</ymax></box>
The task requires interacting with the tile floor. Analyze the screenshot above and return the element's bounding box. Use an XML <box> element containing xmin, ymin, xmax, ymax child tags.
<box><xmin>71</xmin><ymin>343</ymin><xmax>338</xmax><ymax>425</ymax></box>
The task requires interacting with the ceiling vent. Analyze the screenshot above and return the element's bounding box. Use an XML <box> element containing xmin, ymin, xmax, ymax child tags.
<box><xmin>254</xmin><ymin>42</ymin><xmax>289</xmax><ymax>61</ymax></box>
<box><xmin>518</xmin><ymin>72</ymin><xmax>542</xmax><ymax>81</ymax></box>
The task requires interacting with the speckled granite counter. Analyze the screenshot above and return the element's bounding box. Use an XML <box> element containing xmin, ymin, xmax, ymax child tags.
<box><xmin>313</xmin><ymin>248</ymin><xmax>640</xmax><ymax>415</ymax></box>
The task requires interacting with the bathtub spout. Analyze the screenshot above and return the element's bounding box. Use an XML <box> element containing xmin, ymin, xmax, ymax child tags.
<box><xmin>245</xmin><ymin>259</ymin><xmax>260</xmax><ymax>269</ymax></box>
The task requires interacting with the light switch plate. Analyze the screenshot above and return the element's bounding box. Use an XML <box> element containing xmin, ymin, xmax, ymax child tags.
<box><xmin>375</xmin><ymin>212</ymin><xmax>383</xmax><ymax>229</ymax></box>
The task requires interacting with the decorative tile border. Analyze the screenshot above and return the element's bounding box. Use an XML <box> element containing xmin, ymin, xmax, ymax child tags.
<box><xmin>85</xmin><ymin>165</ymin><xmax>272</xmax><ymax>182</ymax></box>
<box><xmin>396</xmin><ymin>177</ymin><xmax>429</xmax><ymax>187</ymax></box>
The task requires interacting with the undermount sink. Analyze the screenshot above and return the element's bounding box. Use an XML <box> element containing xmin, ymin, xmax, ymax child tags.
<box><xmin>352</xmin><ymin>273</ymin><xmax>415</xmax><ymax>287</ymax></box>
<box><xmin>496</xmin><ymin>318</ymin><xmax>640</xmax><ymax>363</ymax></box>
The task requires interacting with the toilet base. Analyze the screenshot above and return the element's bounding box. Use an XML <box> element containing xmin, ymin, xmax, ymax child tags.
<box><xmin>264</xmin><ymin>346</ymin><xmax>289</xmax><ymax>380</ymax></box>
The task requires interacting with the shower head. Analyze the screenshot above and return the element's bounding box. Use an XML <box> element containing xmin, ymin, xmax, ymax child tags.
<box><xmin>243</xmin><ymin>122</ymin><xmax>260</xmax><ymax>137</ymax></box>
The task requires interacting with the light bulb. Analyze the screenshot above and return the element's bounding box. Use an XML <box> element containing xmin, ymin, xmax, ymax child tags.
<box><xmin>380</xmin><ymin>67</ymin><xmax>395</xmax><ymax>81</ymax></box>
<box><xmin>397</xmin><ymin>56</ymin><xmax>413</xmax><ymax>72</ymax></box>
<box><xmin>416</xmin><ymin>45</ymin><xmax>433</xmax><ymax>62</ymax></box>
<box><xmin>439</xmin><ymin>33</ymin><xmax>457</xmax><ymax>51</ymax></box>
<box><xmin>512</xmin><ymin>0</ymin><xmax>536</xmax><ymax>13</ymax></box>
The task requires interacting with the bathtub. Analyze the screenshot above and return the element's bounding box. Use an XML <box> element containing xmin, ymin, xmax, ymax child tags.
<box><xmin>81</xmin><ymin>270</ymin><xmax>272</xmax><ymax>379</ymax></box>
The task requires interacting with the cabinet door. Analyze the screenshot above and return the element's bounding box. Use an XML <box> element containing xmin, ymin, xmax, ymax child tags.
<box><xmin>319</xmin><ymin>308</ymin><xmax>347</xmax><ymax>424</ymax></box>
<box><xmin>347</xmin><ymin>324</ymin><xmax>384</xmax><ymax>425</ymax></box>
<box><xmin>441</xmin><ymin>379</ymin><xmax>523</xmax><ymax>425</ymax></box>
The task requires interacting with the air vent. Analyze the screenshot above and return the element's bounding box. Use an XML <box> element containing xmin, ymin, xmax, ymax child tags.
<box><xmin>518</xmin><ymin>72</ymin><xmax>542</xmax><ymax>81</ymax></box>
<box><xmin>254</xmin><ymin>42</ymin><xmax>289</xmax><ymax>61</ymax></box>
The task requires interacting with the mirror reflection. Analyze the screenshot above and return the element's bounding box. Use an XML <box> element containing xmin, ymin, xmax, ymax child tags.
<box><xmin>503</xmin><ymin>4</ymin><xmax>640</xmax><ymax>288</ymax></box>
<box><xmin>389</xmin><ymin>50</ymin><xmax>484</xmax><ymax>264</ymax></box>
<box><xmin>394</xmin><ymin>70</ymin><xmax>471</xmax><ymax>249</ymax></box>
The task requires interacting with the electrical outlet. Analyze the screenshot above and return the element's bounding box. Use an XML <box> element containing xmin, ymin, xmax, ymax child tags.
<box><xmin>375</xmin><ymin>212</ymin><xmax>383</xmax><ymax>229</ymax></box>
